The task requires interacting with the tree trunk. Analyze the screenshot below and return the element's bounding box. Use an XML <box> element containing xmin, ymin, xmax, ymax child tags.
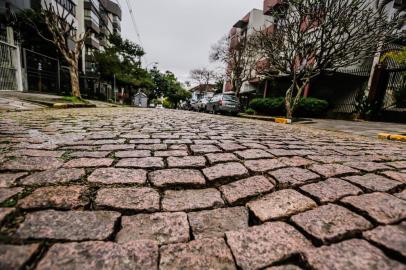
<box><xmin>285</xmin><ymin>86</ymin><xmax>294</xmax><ymax>119</ymax></box>
<box><xmin>70</xmin><ymin>64</ymin><xmax>81</xmax><ymax>97</ymax></box>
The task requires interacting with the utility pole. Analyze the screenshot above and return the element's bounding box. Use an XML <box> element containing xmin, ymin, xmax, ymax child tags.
<box><xmin>113</xmin><ymin>74</ymin><xmax>116</xmax><ymax>103</ymax></box>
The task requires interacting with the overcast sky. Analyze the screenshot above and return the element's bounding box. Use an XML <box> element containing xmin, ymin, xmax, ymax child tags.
<box><xmin>118</xmin><ymin>0</ymin><xmax>263</xmax><ymax>84</ymax></box>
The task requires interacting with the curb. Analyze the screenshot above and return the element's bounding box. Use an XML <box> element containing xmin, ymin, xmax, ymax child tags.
<box><xmin>53</xmin><ymin>103</ymin><xmax>97</xmax><ymax>109</ymax></box>
<box><xmin>239</xmin><ymin>114</ymin><xmax>292</xmax><ymax>124</ymax></box>
<box><xmin>378</xmin><ymin>133</ymin><xmax>406</xmax><ymax>142</ymax></box>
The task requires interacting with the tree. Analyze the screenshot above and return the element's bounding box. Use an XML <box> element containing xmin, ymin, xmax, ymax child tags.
<box><xmin>95</xmin><ymin>33</ymin><xmax>154</xmax><ymax>96</ymax></box>
<box><xmin>251</xmin><ymin>0</ymin><xmax>399</xmax><ymax>118</ymax></box>
<box><xmin>26</xmin><ymin>1</ymin><xmax>89</xmax><ymax>97</ymax></box>
<box><xmin>210</xmin><ymin>35</ymin><xmax>259</xmax><ymax>94</ymax></box>
<box><xmin>189</xmin><ymin>68</ymin><xmax>217</xmax><ymax>90</ymax></box>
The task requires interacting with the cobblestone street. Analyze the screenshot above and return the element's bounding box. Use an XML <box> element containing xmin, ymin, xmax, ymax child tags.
<box><xmin>0</xmin><ymin>108</ymin><xmax>405</xmax><ymax>270</ymax></box>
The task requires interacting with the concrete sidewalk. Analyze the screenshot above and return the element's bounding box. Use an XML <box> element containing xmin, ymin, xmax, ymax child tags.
<box><xmin>296</xmin><ymin>119</ymin><xmax>406</xmax><ymax>139</ymax></box>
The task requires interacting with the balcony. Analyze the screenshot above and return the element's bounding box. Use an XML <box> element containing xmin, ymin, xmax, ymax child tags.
<box><xmin>233</xmin><ymin>12</ymin><xmax>250</xmax><ymax>29</ymax></box>
<box><xmin>85</xmin><ymin>36</ymin><xmax>100</xmax><ymax>50</ymax></box>
<box><xmin>85</xmin><ymin>18</ymin><xmax>100</xmax><ymax>34</ymax></box>
<box><xmin>100</xmin><ymin>0</ymin><xmax>122</xmax><ymax>19</ymax></box>
<box><xmin>263</xmin><ymin>0</ymin><xmax>285</xmax><ymax>15</ymax></box>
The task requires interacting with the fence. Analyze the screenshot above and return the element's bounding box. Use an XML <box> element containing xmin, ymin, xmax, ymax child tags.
<box><xmin>0</xmin><ymin>39</ymin><xmax>18</xmax><ymax>90</ymax></box>
<box><xmin>22</xmin><ymin>48</ymin><xmax>61</xmax><ymax>93</ymax></box>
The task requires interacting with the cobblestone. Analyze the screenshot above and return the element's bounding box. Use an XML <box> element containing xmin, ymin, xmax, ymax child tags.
<box><xmin>219</xmin><ymin>176</ymin><xmax>275</xmax><ymax>204</ymax></box>
<box><xmin>0</xmin><ymin>244</ymin><xmax>39</xmax><ymax>270</ymax></box>
<box><xmin>159</xmin><ymin>238</ymin><xmax>236</xmax><ymax>270</ymax></box>
<box><xmin>18</xmin><ymin>185</ymin><xmax>88</xmax><ymax>210</ymax></box>
<box><xmin>37</xmin><ymin>240</ymin><xmax>158</xmax><ymax>270</ymax></box>
<box><xmin>300</xmin><ymin>178</ymin><xmax>363</xmax><ymax>203</ymax></box>
<box><xmin>203</xmin><ymin>162</ymin><xmax>248</xmax><ymax>182</ymax></box>
<box><xmin>291</xmin><ymin>204</ymin><xmax>372</xmax><ymax>243</ymax></box>
<box><xmin>162</xmin><ymin>188</ymin><xmax>224</xmax><ymax>212</ymax></box>
<box><xmin>1</xmin><ymin>108</ymin><xmax>405</xmax><ymax>269</ymax></box>
<box><xmin>363</xmin><ymin>222</ymin><xmax>406</xmax><ymax>257</ymax></box>
<box><xmin>149</xmin><ymin>169</ymin><xmax>205</xmax><ymax>187</ymax></box>
<box><xmin>247</xmin><ymin>189</ymin><xmax>317</xmax><ymax>222</ymax></box>
<box><xmin>304</xmin><ymin>239</ymin><xmax>404</xmax><ymax>270</ymax></box>
<box><xmin>88</xmin><ymin>168</ymin><xmax>147</xmax><ymax>185</ymax></box>
<box><xmin>188</xmin><ymin>207</ymin><xmax>249</xmax><ymax>239</ymax></box>
<box><xmin>342</xmin><ymin>193</ymin><xmax>406</xmax><ymax>224</ymax></box>
<box><xmin>117</xmin><ymin>212</ymin><xmax>189</xmax><ymax>245</ymax></box>
<box><xmin>226</xmin><ymin>222</ymin><xmax>312</xmax><ymax>270</ymax></box>
<box><xmin>95</xmin><ymin>187</ymin><xmax>159</xmax><ymax>212</ymax></box>
<box><xmin>17</xmin><ymin>210</ymin><xmax>120</xmax><ymax>240</ymax></box>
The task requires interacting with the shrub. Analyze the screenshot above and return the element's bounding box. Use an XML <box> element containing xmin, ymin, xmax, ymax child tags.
<box><xmin>162</xmin><ymin>99</ymin><xmax>173</xmax><ymax>109</ymax></box>
<box><xmin>249</xmin><ymin>97</ymin><xmax>286</xmax><ymax>116</ymax></box>
<box><xmin>296</xmin><ymin>97</ymin><xmax>329</xmax><ymax>117</ymax></box>
<box><xmin>249</xmin><ymin>97</ymin><xmax>328</xmax><ymax>117</ymax></box>
<box><xmin>245</xmin><ymin>108</ymin><xmax>256</xmax><ymax>115</ymax></box>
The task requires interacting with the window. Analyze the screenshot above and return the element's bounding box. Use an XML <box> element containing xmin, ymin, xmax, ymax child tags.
<box><xmin>56</xmin><ymin>0</ymin><xmax>76</xmax><ymax>16</ymax></box>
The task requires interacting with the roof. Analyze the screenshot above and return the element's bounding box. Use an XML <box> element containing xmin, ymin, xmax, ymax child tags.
<box><xmin>188</xmin><ymin>84</ymin><xmax>216</xmax><ymax>93</ymax></box>
<box><xmin>134</xmin><ymin>92</ymin><xmax>148</xmax><ymax>98</ymax></box>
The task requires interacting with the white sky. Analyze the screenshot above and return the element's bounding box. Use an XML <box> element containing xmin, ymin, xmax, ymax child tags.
<box><xmin>118</xmin><ymin>0</ymin><xmax>264</xmax><ymax>83</ymax></box>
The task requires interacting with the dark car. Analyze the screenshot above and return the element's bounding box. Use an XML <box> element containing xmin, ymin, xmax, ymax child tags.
<box><xmin>206</xmin><ymin>94</ymin><xmax>240</xmax><ymax>115</ymax></box>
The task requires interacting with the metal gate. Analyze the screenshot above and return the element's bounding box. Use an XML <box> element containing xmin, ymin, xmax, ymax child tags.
<box><xmin>23</xmin><ymin>48</ymin><xmax>60</xmax><ymax>93</ymax></box>
<box><xmin>382</xmin><ymin>67</ymin><xmax>406</xmax><ymax>109</ymax></box>
<box><xmin>0</xmin><ymin>40</ymin><xmax>18</xmax><ymax>90</ymax></box>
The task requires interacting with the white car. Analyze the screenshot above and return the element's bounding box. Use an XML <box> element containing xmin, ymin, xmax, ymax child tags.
<box><xmin>156</xmin><ymin>104</ymin><xmax>164</xmax><ymax>109</ymax></box>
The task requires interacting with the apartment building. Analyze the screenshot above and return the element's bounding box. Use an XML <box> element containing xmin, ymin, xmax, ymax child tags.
<box><xmin>0</xmin><ymin>0</ymin><xmax>121</xmax><ymax>95</ymax></box>
<box><xmin>223</xmin><ymin>8</ymin><xmax>272</xmax><ymax>95</ymax></box>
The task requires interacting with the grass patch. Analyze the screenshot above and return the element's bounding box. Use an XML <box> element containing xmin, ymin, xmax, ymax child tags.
<box><xmin>61</xmin><ymin>96</ymin><xmax>90</xmax><ymax>104</ymax></box>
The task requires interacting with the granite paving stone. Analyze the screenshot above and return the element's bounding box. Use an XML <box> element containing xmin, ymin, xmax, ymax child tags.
<box><xmin>343</xmin><ymin>174</ymin><xmax>402</xmax><ymax>192</ymax></box>
<box><xmin>219</xmin><ymin>176</ymin><xmax>275</xmax><ymax>204</ymax></box>
<box><xmin>36</xmin><ymin>240</ymin><xmax>158</xmax><ymax>270</ymax></box>
<box><xmin>342</xmin><ymin>193</ymin><xmax>406</xmax><ymax>224</ymax></box>
<box><xmin>380</xmin><ymin>171</ymin><xmax>406</xmax><ymax>183</ymax></box>
<box><xmin>88</xmin><ymin>168</ymin><xmax>147</xmax><ymax>185</ymax></box>
<box><xmin>343</xmin><ymin>161</ymin><xmax>392</xmax><ymax>172</ymax></box>
<box><xmin>149</xmin><ymin>169</ymin><xmax>205</xmax><ymax>187</ymax></box>
<box><xmin>188</xmin><ymin>207</ymin><xmax>249</xmax><ymax>239</ymax></box>
<box><xmin>1</xmin><ymin>107</ymin><xmax>406</xmax><ymax>269</ymax></box>
<box><xmin>291</xmin><ymin>204</ymin><xmax>372</xmax><ymax>243</ymax></box>
<box><xmin>304</xmin><ymin>239</ymin><xmax>404</xmax><ymax>270</ymax></box>
<box><xmin>17</xmin><ymin>210</ymin><xmax>120</xmax><ymax>240</ymax></box>
<box><xmin>167</xmin><ymin>156</ymin><xmax>206</xmax><ymax>168</ymax></box>
<box><xmin>363</xmin><ymin>222</ymin><xmax>406</xmax><ymax>257</ymax></box>
<box><xmin>226</xmin><ymin>222</ymin><xmax>313</xmax><ymax>270</ymax></box>
<box><xmin>18</xmin><ymin>185</ymin><xmax>88</xmax><ymax>210</ymax></box>
<box><xmin>247</xmin><ymin>189</ymin><xmax>317</xmax><ymax>222</ymax></box>
<box><xmin>115</xmin><ymin>150</ymin><xmax>151</xmax><ymax>158</ymax></box>
<box><xmin>159</xmin><ymin>238</ymin><xmax>236</xmax><ymax>270</ymax></box>
<box><xmin>162</xmin><ymin>188</ymin><xmax>224</xmax><ymax>212</ymax></box>
<box><xmin>300</xmin><ymin>178</ymin><xmax>363</xmax><ymax>203</ymax></box>
<box><xmin>1</xmin><ymin>156</ymin><xmax>63</xmax><ymax>171</ymax></box>
<box><xmin>269</xmin><ymin>167</ymin><xmax>320</xmax><ymax>188</ymax></box>
<box><xmin>203</xmin><ymin>162</ymin><xmax>249</xmax><ymax>182</ymax></box>
<box><xmin>95</xmin><ymin>187</ymin><xmax>159</xmax><ymax>212</ymax></box>
<box><xmin>0</xmin><ymin>244</ymin><xmax>39</xmax><ymax>270</ymax></box>
<box><xmin>0</xmin><ymin>172</ymin><xmax>27</xmax><ymax>187</ymax></box>
<box><xmin>116</xmin><ymin>212</ymin><xmax>189</xmax><ymax>245</ymax></box>
<box><xmin>116</xmin><ymin>157</ymin><xmax>165</xmax><ymax>168</ymax></box>
<box><xmin>235</xmin><ymin>149</ymin><xmax>273</xmax><ymax>160</ymax></box>
<box><xmin>0</xmin><ymin>187</ymin><xmax>23</xmax><ymax>203</ymax></box>
<box><xmin>64</xmin><ymin>158</ymin><xmax>114</xmax><ymax>168</ymax></box>
<box><xmin>18</xmin><ymin>168</ymin><xmax>85</xmax><ymax>185</ymax></box>
<box><xmin>244</xmin><ymin>159</ymin><xmax>286</xmax><ymax>172</ymax></box>
<box><xmin>206</xmin><ymin>153</ymin><xmax>238</xmax><ymax>164</ymax></box>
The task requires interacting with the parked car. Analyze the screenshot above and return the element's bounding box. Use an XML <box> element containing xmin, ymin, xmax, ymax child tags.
<box><xmin>190</xmin><ymin>99</ymin><xmax>200</xmax><ymax>111</ymax></box>
<box><xmin>197</xmin><ymin>97</ymin><xmax>210</xmax><ymax>112</ymax></box>
<box><xmin>206</xmin><ymin>94</ymin><xmax>240</xmax><ymax>115</ymax></box>
<box><xmin>156</xmin><ymin>104</ymin><xmax>164</xmax><ymax>109</ymax></box>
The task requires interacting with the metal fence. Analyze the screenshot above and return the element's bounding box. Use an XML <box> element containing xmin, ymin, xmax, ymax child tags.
<box><xmin>0</xmin><ymin>40</ymin><xmax>18</xmax><ymax>90</ymax></box>
<box><xmin>23</xmin><ymin>48</ymin><xmax>61</xmax><ymax>93</ymax></box>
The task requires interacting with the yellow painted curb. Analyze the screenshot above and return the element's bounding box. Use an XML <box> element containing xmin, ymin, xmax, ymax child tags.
<box><xmin>275</xmin><ymin>118</ymin><xmax>292</xmax><ymax>124</ymax></box>
<box><xmin>378</xmin><ymin>133</ymin><xmax>406</xmax><ymax>142</ymax></box>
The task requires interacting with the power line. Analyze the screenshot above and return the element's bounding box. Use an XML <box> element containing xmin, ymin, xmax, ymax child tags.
<box><xmin>124</xmin><ymin>0</ymin><xmax>143</xmax><ymax>45</ymax></box>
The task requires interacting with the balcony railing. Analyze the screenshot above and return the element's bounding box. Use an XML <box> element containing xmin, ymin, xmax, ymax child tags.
<box><xmin>263</xmin><ymin>0</ymin><xmax>284</xmax><ymax>15</ymax></box>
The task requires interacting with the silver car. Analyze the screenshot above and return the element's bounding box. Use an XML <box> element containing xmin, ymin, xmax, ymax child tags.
<box><xmin>206</xmin><ymin>94</ymin><xmax>240</xmax><ymax>115</ymax></box>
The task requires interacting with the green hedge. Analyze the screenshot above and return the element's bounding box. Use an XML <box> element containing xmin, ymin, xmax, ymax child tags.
<box><xmin>249</xmin><ymin>97</ymin><xmax>328</xmax><ymax>117</ymax></box>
